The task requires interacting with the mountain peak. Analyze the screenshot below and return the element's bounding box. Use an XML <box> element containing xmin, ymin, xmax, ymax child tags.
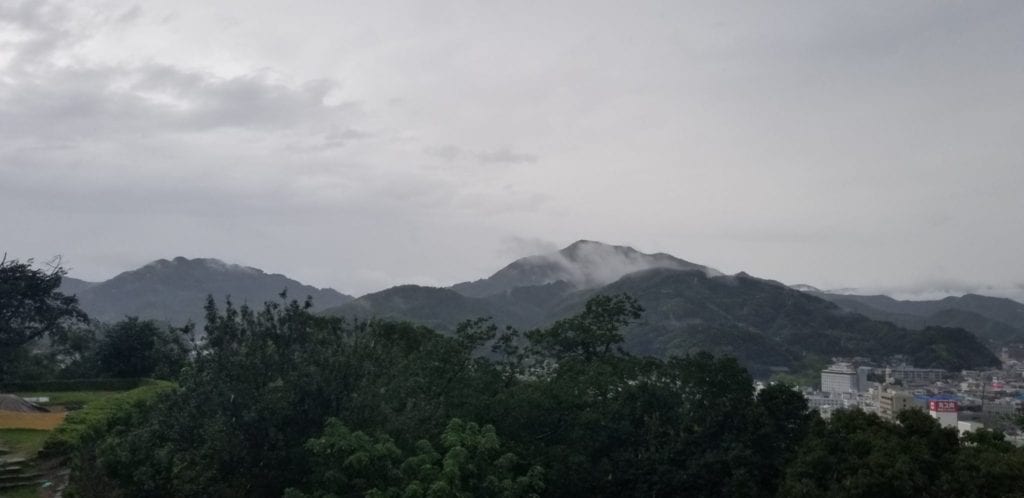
<box><xmin>452</xmin><ymin>240</ymin><xmax>720</xmax><ymax>298</ymax></box>
<box><xmin>559</xmin><ymin>240</ymin><xmax>641</xmax><ymax>260</ymax></box>
<box><xmin>562</xmin><ymin>239</ymin><xmax>614</xmax><ymax>250</ymax></box>
<box><xmin>142</xmin><ymin>257</ymin><xmax>262</xmax><ymax>275</ymax></box>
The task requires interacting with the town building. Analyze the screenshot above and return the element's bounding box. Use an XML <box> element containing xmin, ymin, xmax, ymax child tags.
<box><xmin>821</xmin><ymin>363</ymin><xmax>859</xmax><ymax>393</ymax></box>
<box><xmin>928</xmin><ymin>398</ymin><xmax>959</xmax><ymax>428</ymax></box>
<box><xmin>878</xmin><ymin>390</ymin><xmax>917</xmax><ymax>420</ymax></box>
<box><xmin>887</xmin><ymin>365</ymin><xmax>946</xmax><ymax>384</ymax></box>
<box><xmin>857</xmin><ymin>366</ymin><xmax>872</xmax><ymax>392</ymax></box>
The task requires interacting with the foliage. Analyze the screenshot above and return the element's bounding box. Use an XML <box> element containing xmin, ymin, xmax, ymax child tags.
<box><xmin>0</xmin><ymin>257</ymin><xmax>89</xmax><ymax>382</ymax></box>
<box><xmin>93</xmin><ymin>317</ymin><xmax>189</xmax><ymax>379</ymax></box>
<box><xmin>290</xmin><ymin>418</ymin><xmax>543</xmax><ymax>498</ymax></box>
<box><xmin>526</xmin><ymin>293</ymin><xmax>642</xmax><ymax>361</ymax></box>
<box><xmin>51</xmin><ymin>292</ymin><xmax>1024</xmax><ymax>498</ymax></box>
<box><xmin>41</xmin><ymin>380</ymin><xmax>175</xmax><ymax>458</ymax></box>
<box><xmin>780</xmin><ymin>408</ymin><xmax>1024</xmax><ymax>498</ymax></box>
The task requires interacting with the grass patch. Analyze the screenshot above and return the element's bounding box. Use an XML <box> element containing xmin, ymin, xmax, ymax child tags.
<box><xmin>0</xmin><ymin>428</ymin><xmax>50</xmax><ymax>457</ymax></box>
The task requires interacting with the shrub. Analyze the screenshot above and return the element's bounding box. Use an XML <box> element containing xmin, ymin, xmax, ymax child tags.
<box><xmin>39</xmin><ymin>380</ymin><xmax>175</xmax><ymax>457</ymax></box>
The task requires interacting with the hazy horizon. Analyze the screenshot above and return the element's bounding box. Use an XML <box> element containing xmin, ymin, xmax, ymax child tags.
<box><xmin>44</xmin><ymin>241</ymin><xmax>1024</xmax><ymax>304</ymax></box>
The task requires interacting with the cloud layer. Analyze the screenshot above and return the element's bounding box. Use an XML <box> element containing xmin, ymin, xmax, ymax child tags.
<box><xmin>2</xmin><ymin>0</ymin><xmax>1023</xmax><ymax>299</ymax></box>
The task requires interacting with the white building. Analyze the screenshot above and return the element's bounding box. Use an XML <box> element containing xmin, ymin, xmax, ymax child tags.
<box><xmin>957</xmin><ymin>420</ymin><xmax>984</xmax><ymax>436</ymax></box>
<box><xmin>821</xmin><ymin>363</ymin><xmax>859</xmax><ymax>393</ymax></box>
<box><xmin>928</xmin><ymin>399</ymin><xmax>959</xmax><ymax>429</ymax></box>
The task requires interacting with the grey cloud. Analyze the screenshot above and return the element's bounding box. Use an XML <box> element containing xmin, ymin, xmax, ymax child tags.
<box><xmin>0</xmin><ymin>1</ymin><xmax>79</xmax><ymax>68</ymax></box>
<box><xmin>116</xmin><ymin>5</ymin><xmax>142</xmax><ymax>24</ymax></box>
<box><xmin>3</xmin><ymin>0</ymin><xmax>1024</xmax><ymax>298</ymax></box>
<box><xmin>477</xmin><ymin>148</ymin><xmax>538</xmax><ymax>164</ymax></box>
<box><xmin>0</xmin><ymin>63</ymin><xmax>359</xmax><ymax>142</ymax></box>
<box><xmin>0</xmin><ymin>2</ymin><xmax>361</xmax><ymax>146</ymax></box>
<box><xmin>425</xmin><ymin>145</ymin><xmax>465</xmax><ymax>161</ymax></box>
<box><xmin>426</xmin><ymin>145</ymin><xmax>538</xmax><ymax>164</ymax></box>
<box><xmin>497</xmin><ymin>236</ymin><xmax>559</xmax><ymax>259</ymax></box>
<box><xmin>284</xmin><ymin>128</ymin><xmax>372</xmax><ymax>153</ymax></box>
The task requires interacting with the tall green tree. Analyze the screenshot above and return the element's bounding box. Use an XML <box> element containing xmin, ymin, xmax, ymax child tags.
<box><xmin>291</xmin><ymin>418</ymin><xmax>543</xmax><ymax>498</ymax></box>
<box><xmin>526</xmin><ymin>293</ymin><xmax>642</xmax><ymax>361</ymax></box>
<box><xmin>0</xmin><ymin>256</ymin><xmax>88</xmax><ymax>381</ymax></box>
<box><xmin>778</xmin><ymin>407</ymin><xmax>1024</xmax><ymax>498</ymax></box>
<box><xmin>95</xmin><ymin>317</ymin><xmax>189</xmax><ymax>379</ymax></box>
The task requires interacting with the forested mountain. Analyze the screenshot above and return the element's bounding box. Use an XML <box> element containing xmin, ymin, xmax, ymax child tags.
<box><xmin>332</xmin><ymin>285</ymin><xmax>505</xmax><ymax>331</ymax></box>
<box><xmin>46</xmin><ymin>243</ymin><xmax>1006</xmax><ymax>374</ymax></box>
<box><xmin>326</xmin><ymin>242</ymin><xmax>999</xmax><ymax>375</ymax></box>
<box><xmin>59</xmin><ymin>257</ymin><xmax>353</xmax><ymax>325</ymax></box>
<box><xmin>814</xmin><ymin>292</ymin><xmax>1024</xmax><ymax>348</ymax></box>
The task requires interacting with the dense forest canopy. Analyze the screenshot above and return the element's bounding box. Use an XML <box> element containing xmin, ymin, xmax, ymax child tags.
<box><xmin>2</xmin><ymin>258</ymin><xmax>1023</xmax><ymax>497</ymax></box>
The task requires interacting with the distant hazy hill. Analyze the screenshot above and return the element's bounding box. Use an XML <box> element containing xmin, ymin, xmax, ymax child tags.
<box><xmin>60</xmin><ymin>257</ymin><xmax>353</xmax><ymax>325</ymax></box>
<box><xmin>814</xmin><ymin>292</ymin><xmax>1024</xmax><ymax>348</ymax></box>
<box><xmin>59</xmin><ymin>276</ymin><xmax>98</xmax><ymax>296</ymax></box>
<box><xmin>585</xmin><ymin>269</ymin><xmax>997</xmax><ymax>376</ymax></box>
<box><xmin>325</xmin><ymin>241</ymin><xmax>999</xmax><ymax>376</ymax></box>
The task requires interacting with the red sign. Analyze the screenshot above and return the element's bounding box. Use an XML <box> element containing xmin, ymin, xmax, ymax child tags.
<box><xmin>929</xmin><ymin>400</ymin><xmax>958</xmax><ymax>413</ymax></box>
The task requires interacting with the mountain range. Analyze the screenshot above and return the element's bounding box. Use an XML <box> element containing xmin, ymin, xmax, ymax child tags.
<box><xmin>809</xmin><ymin>291</ymin><xmax>1024</xmax><ymax>351</ymax></box>
<box><xmin>57</xmin><ymin>241</ymin><xmax>1020</xmax><ymax>377</ymax></box>
<box><xmin>322</xmin><ymin>241</ymin><xmax>1009</xmax><ymax>375</ymax></box>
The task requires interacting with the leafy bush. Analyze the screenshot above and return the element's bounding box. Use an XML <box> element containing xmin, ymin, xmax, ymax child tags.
<box><xmin>40</xmin><ymin>380</ymin><xmax>175</xmax><ymax>457</ymax></box>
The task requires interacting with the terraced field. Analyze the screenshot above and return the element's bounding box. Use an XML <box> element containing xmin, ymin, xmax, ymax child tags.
<box><xmin>0</xmin><ymin>439</ymin><xmax>52</xmax><ymax>497</ymax></box>
<box><xmin>0</xmin><ymin>392</ymin><xmax>122</xmax><ymax>498</ymax></box>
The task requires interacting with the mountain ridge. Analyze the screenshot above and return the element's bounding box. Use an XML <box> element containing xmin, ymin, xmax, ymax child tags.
<box><xmin>810</xmin><ymin>291</ymin><xmax>1024</xmax><ymax>349</ymax></box>
<box><xmin>60</xmin><ymin>257</ymin><xmax>354</xmax><ymax>325</ymax></box>
<box><xmin>52</xmin><ymin>243</ymin><xmax>1008</xmax><ymax>374</ymax></box>
<box><xmin>326</xmin><ymin>241</ymin><xmax>1001</xmax><ymax>375</ymax></box>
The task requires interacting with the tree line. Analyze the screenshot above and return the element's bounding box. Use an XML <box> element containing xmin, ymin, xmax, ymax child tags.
<box><xmin>3</xmin><ymin>257</ymin><xmax>1024</xmax><ymax>497</ymax></box>
<box><xmin>0</xmin><ymin>258</ymin><xmax>188</xmax><ymax>384</ymax></box>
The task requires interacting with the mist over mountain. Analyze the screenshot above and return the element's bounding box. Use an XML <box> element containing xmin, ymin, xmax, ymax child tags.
<box><xmin>451</xmin><ymin>239</ymin><xmax>719</xmax><ymax>298</ymax></box>
<box><xmin>60</xmin><ymin>257</ymin><xmax>353</xmax><ymax>325</ymax></box>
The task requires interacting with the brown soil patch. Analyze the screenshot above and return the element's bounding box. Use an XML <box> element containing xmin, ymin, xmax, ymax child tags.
<box><xmin>0</xmin><ymin>411</ymin><xmax>66</xmax><ymax>430</ymax></box>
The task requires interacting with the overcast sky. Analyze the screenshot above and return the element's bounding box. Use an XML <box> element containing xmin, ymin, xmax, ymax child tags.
<box><xmin>2</xmin><ymin>0</ymin><xmax>1023</xmax><ymax>300</ymax></box>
